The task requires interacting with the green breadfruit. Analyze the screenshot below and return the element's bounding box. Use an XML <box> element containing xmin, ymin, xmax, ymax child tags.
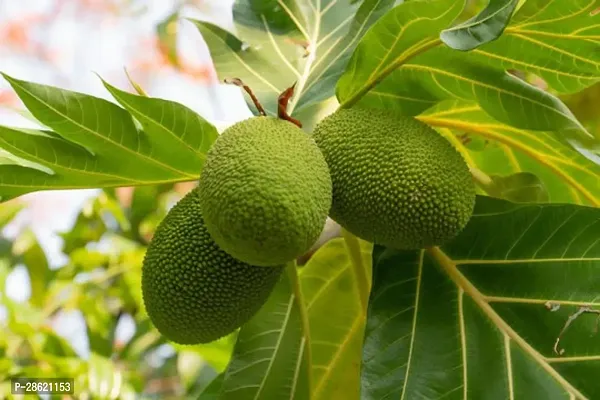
<box><xmin>198</xmin><ymin>116</ymin><xmax>332</xmax><ymax>266</ymax></box>
<box><xmin>141</xmin><ymin>189</ymin><xmax>284</xmax><ymax>345</ymax></box>
<box><xmin>312</xmin><ymin>108</ymin><xmax>476</xmax><ymax>250</ymax></box>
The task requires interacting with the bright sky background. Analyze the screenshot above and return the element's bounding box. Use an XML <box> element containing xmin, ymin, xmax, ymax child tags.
<box><xmin>0</xmin><ymin>0</ymin><xmax>251</xmax><ymax>358</ymax></box>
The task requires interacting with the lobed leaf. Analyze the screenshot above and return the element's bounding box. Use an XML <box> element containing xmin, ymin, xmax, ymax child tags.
<box><xmin>363</xmin><ymin>195</ymin><xmax>600</xmax><ymax>399</ymax></box>
<box><xmin>337</xmin><ymin>0</ymin><xmax>600</xmax><ymax>152</ymax></box>
<box><xmin>299</xmin><ymin>237</ymin><xmax>372</xmax><ymax>400</ymax></box>
<box><xmin>0</xmin><ymin>75</ymin><xmax>218</xmax><ymax>201</ymax></box>
<box><xmin>218</xmin><ymin>265</ymin><xmax>311</xmax><ymax>400</ymax></box>
<box><xmin>418</xmin><ymin>99</ymin><xmax>600</xmax><ymax>206</ymax></box>
<box><xmin>191</xmin><ymin>0</ymin><xmax>396</xmax><ymax>122</ymax></box>
<box><xmin>102</xmin><ymin>80</ymin><xmax>218</xmax><ymax>175</ymax></box>
<box><xmin>441</xmin><ymin>0</ymin><xmax>520</xmax><ymax>51</ymax></box>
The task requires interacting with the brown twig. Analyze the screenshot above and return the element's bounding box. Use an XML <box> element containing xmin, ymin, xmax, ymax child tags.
<box><xmin>224</xmin><ymin>78</ymin><xmax>266</xmax><ymax>116</ymax></box>
<box><xmin>278</xmin><ymin>83</ymin><xmax>302</xmax><ymax>128</ymax></box>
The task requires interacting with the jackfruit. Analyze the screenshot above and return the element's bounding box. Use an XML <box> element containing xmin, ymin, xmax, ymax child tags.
<box><xmin>198</xmin><ymin>116</ymin><xmax>332</xmax><ymax>266</ymax></box>
<box><xmin>141</xmin><ymin>189</ymin><xmax>284</xmax><ymax>345</ymax></box>
<box><xmin>312</xmin><ymin>108</ymin><xmax>476</xmax><ymax>250</ymax></box>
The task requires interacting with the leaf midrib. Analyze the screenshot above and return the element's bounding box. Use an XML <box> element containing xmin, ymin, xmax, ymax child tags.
<box><xmin>7</xmin><ymin>78</ymin><xmax>194</xmax><ymax>178</ymax></box>
<box><xmin>429</xmin><ymin>246</ymin><xmax>588</xmax><ymax>400</ymax></box>
<box><xmin>104</xmin><ymin>86</ymin><xmax>209</xmax><ymax>163</ymax></box>
<box><xmin>418</xmin><ymin>113</ymin><xmax>600</xmax><ymax>206</ymax></box>
<box><xmin>0</xmin><ymin>131</ymin><xmax>144</xmax><ymax>183</ymax></box>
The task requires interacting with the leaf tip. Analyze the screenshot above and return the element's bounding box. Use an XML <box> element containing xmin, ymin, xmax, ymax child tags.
<box><xmin>0</xmin><ymin>72</ymin><xmax>15</xmax><ymax>83</ymax></box>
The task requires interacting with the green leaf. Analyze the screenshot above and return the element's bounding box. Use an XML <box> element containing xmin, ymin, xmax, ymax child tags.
<box><xmin>299</xmin><ymin>237</ymin><xmax>371</xmax><ymax>400</ymax></box>
<box><xmin>219</xmin><ymin>265</ymin><xmax>311</xmax><ymax>399</ymax></box>
<box><xmin>39</xmin><ymin>330</ymin><xmax>78</xmax><ymax>358</ymax></box>
<box><xmin>498</xmin><ymin>0</ymin><xmax>600</xmax><ymax>95</ymax></box>
<box><xmin>87</xmin><ymin>352</ymin><xmax>129</xmax><ymax>400</ymax></box>
<box><xmin>2</xmin><ymin>74</ymin><xmax>179</xmax><ymax>176</ymax></box>
<box><xmin>81</xmin><ymin>297</ymin><xmax>119</xmax><ymax>357</ymax></box>
<box><xmin>118</xmin><ymin>319</ymin><xmax>165</xmax><ymax>362</ymax></box>
<box><xmin>156</xmin><ymin>10</ymin><xmax>181</xmax><ymax>67</ymax></box>
<box><xmin>362</xmin><ymin>195</ymin><xmax>600</xmax><ymax>399</ymax></box>
<box><xmin>0</xmin><ymin>74</ymin><xmax>216</xmax><ymax>201</ymax></box>
<box><xmin>418</xmin><ymin>100</ymin><xmax>600</xmax><ymax>206</ymax></box>
<box><xmin>441</xmin><ymin>0</ymin><xmax>520</xmax><ymax>51</ymax></box>
<box><xmin>190</xmin><ymin>0</ymin><xmax>396</xmax><ymax>122</ymax></box>
<box><xmin>199</xmin><ymin>373</ymin><xmax>225</xmax><ymax>399</ymax></box>
<box><xmin>12</xmin><ymin>230</ymin><xmax>51</xmax><ymax>308</ymax></box>
<box><xmin>336</xmin><ymin>0</ymin><xmax>599</xmax><ymax>151</ymax></box>
<box><xmin>488</xmin><ymin>172</ymin><xmax>550</xmax><ymax>203</ymax></box>
<box><xmin>171</xmin><ymin>333</ymin><xmax>236</xmax><ymax>373</ymax></box>
<box><xmin>0</xmin><ymin>200</ymin><xmax>22</xmax><ymax>227</ymax></box>
<box><xmin>0</xmin><ymin>126</ymin><xmax>125</xmax><ymax>201</ymax></box>
<box><xmin>59</xmin><ymin>206</ymin><xmax>107</xmax><ymax>254</ymax></box>
<box><xmin>102</xmin><ymin>80</ymin><xmax>218</xmax><ymax>175</ymax></box>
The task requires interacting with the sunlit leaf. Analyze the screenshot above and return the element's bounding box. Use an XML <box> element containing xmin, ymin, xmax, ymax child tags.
<box><xmin>337</xmin><ymin>0</ymin><xmax>599</xmax><ymax>152</ymax></box>
<box><xmin>87</xmin><ymin>352</ymin><xmax>127</xmax><ymax>400</ymax></box>
<box><xmin>39</xmin><ymin>329</ymin><xmax>78</xmax><ymax>358</ymax></box>
<box><xmin>418</xmin><ymin>100</ymin><xmax>600</xmax><ymax>207</ymax></box>
<box><xmin>81</xmin><ymin>297</ymin><xmax>119</xmax><ymax>358</ymax></box>
<box><xmin>191</xmin><ymin>0</ymin><xmax>396</xmax><ymax>124</ymax></box>
<box><xmin>441</xmin><ymin>0</ymin><xmax>520</xmax><ymax>51</ymax></box>
<box><xmin>12</xmin><ymin>230</ymin><xmax>51</xmax><ymax>307</ymax></box>
<box><xmin>102</xmin><ymin>80</ymin><xmax>218</xmax><ymax>175</ymax></box>
<box><xmin>199</xmin><ymin>373</ymin><xmax>225</xmax><ymax>399</ymax></box>
<box><xmin>0</xmin><ymin>200</ymin><xmax>22</xmax><ymax>226</ymax></box>
<box><xmin>299</xmin><ymin>237</ymin><xmax>372</xmax><ymax>400</ymax></box>
<box><xmin>171</xmin><ymin>333</ymin><xmax>236</xmax><ymax>373</ymax></box>
<box><xmin>0</xmin><ymin>74</ymin><xmax>217</xmax><ymax>201</ymax></box>
<box><xmin>59</xmin><ymin>207</ymin><xmax>107</xmax><ymax>254</ymax></box>
<box><xmin>363</xmin><ymin>195</ymin><xmax>600</xmax><ymax>399</ymax></box>
<box><xmin>488</xmin><ymin>171</ymin><xmax>550</xmax><ymax>203</ymax></box>
<box><xmin>156</xmin><ymin>10</ymin><xmax>181</xmax><ymax>67</ymax></box>
<box><xmin>219</xmin><ymin>265</ymin><xmax>310</xmax><ymax>399</ymax></box>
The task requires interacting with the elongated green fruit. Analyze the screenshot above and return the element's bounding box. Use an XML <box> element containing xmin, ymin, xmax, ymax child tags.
<box><xmin>142</xmin><ymin>189</ymin><xmax>284</xmax><ymax>345</ymax></box>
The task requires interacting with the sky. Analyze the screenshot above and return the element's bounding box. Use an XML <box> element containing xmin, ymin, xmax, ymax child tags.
<box><xmin>0</xmin><ymin>0</ymin><xmax>251</xmax><ymax>358</ymax></box>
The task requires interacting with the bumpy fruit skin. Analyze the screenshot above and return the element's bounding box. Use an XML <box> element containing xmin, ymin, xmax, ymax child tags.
<box><xmin>198</xmin><ymin>116</ymin><xmax>332</xmax><ymax>266</ymax></box>
<box><xmin>141</xmin><ymin>189</ymin><xmax>284</xmax><ymax>345</ymax></box>
<box><xmin>312</xmin><ymin>108</ymin><xmax>476</xmax><ymax>250</ymax></box>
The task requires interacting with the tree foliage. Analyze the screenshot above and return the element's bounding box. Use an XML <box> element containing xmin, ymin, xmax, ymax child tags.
<box><xmin>1</xmin><ymin>0</ymin><xmax>600</xmax><ymax>398</ymax></box>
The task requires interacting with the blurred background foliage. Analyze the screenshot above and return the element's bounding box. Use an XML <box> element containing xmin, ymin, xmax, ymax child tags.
<box><xmin>0</xmin><ymin>0</ymin><xmax>241</xmax><ymax>398</ymax></box>
<box><xmin>0</xmin><ymin>0</ymin><xmax>599</xmax><ymax>398</ymax></box>
<box><xmin>0</xmin><ymin>183</ymin><xmax>237</xmax><ymax>399</ymax></box>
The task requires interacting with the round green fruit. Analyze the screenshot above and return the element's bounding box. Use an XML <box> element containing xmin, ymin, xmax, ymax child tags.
<box><xmin>141</xmin><ymin>189</ymin><xmax>284</xmax><ymax>345</ymax></box>
<box><xmin>198</xmin><ymin>116</ymin><xmax>332</xmax><ymax>266</ymax></box>
<box><xmin>312</xmin><ymin>108</ymin><xmax>476</xmax><ymax>250</ymax></box>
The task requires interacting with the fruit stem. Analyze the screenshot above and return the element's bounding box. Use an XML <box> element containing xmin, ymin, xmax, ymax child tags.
<box><xmin>224</xmin><ymin>78</ymin><xmax>267</xmax><ymax>116</ymax></box>
<box><xmin>278</xmin><ymin>83</ymin><xmax>303</xmax><ymax>128</ymax></box>
<box><xmin>342</xmin><ymin>229</ymin><xmax>370</xmax><ymax>315</ymax></box>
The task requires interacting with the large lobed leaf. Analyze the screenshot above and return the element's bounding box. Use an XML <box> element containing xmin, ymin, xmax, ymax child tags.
<box><xmin>0</xmin><ymin>74</ymin><xmax>217</xmax><ymax>202</ymax></box>
<box><xmin>210</xmin><ymin>238</ymin><xmax>372</xmax><ymax>400</ymax></box>
<box><xmin>299</xmin><ymin>237</ymin><xmax>372</xmax><ymax>400</ymax></box>
<box><xmin>418</xmin><ymin>100</ymin><xmax>600</xmax><ymax>207</ymax></box>
<box><xmin>337</xmin><ymin>0</ymin><xmax>600</xmax><ymax>154</ymax></box>
<box><xmin>440</xmin><ymin>0</ymin><xmax>520</xmax><ymax>51</ymax></box>
<box><xmin>215</xmin><ymin>265</ymin><xmax>311</xmax><ymax>400</ymax></box>
<box><xmin>363</xmin><ymin>195</ymin><xmax>600</xmax><ymax>399</ymax></box>
<box><xmin>190</xmin><ymin>0</ymin><xmax>397</xmax><ymax>128</ymax></box>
